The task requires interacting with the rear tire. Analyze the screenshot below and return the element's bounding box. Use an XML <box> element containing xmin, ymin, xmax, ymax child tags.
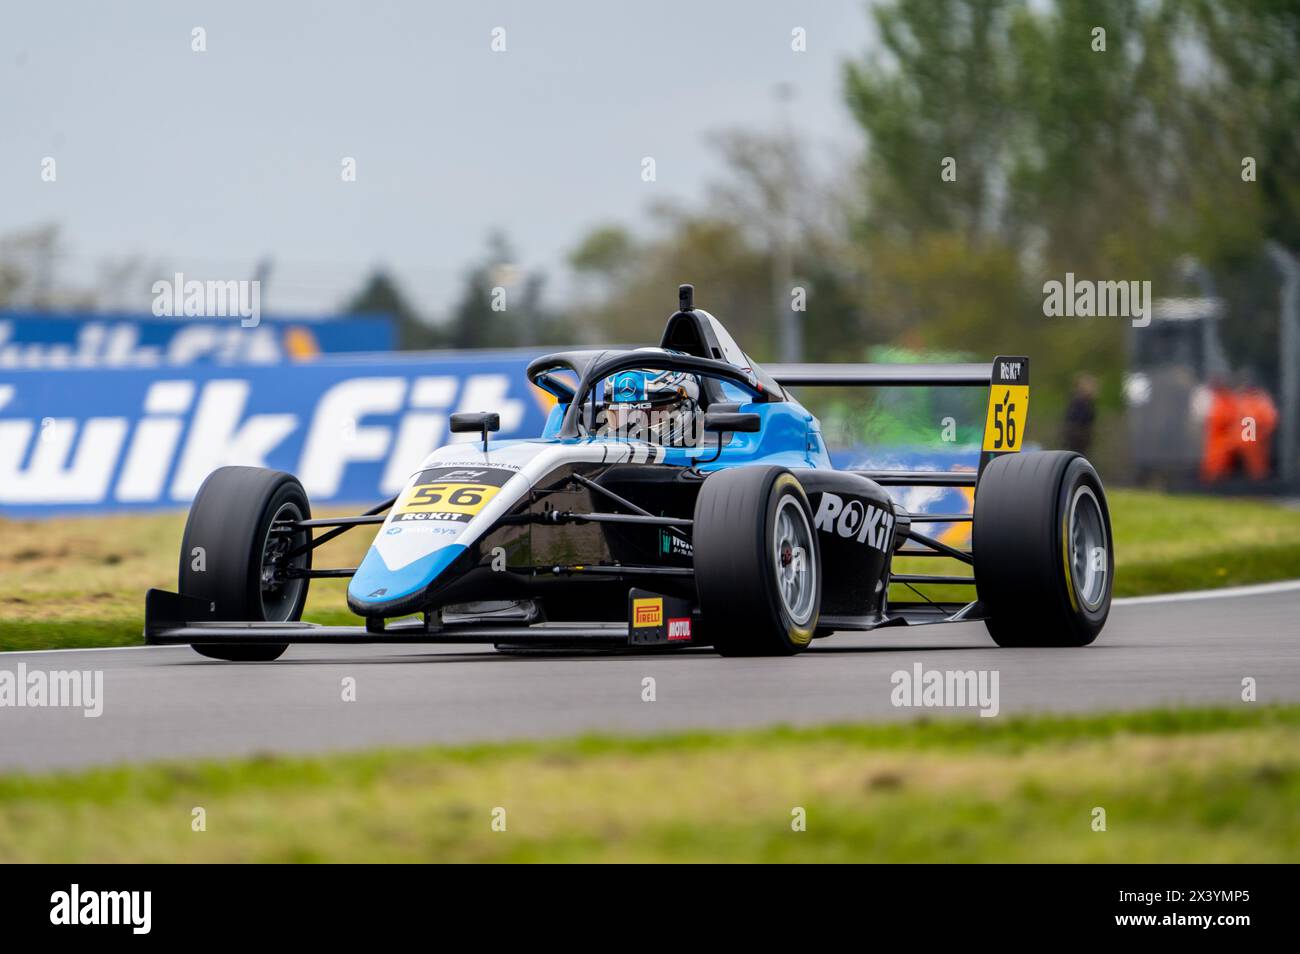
<box><xmin>973</xmin><ymin>451</ymin><xmax>1113</xmax><ymax>647</ymax></box>
<box><xmin>693</xmin><ymin>466</ymin><xmax>821</xmax><ymax>656</ymax></box>
<box><xmin>179</xmin><ymin>466</ymin><xmax>312</xmax><ymax>662</ymax></box>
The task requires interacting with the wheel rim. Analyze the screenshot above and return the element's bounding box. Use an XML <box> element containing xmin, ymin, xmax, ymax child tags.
<box><xmin>260</xmin><ymin>501</ymin><xmax>308</xmax><ymax>621</ymax></box>
<box><xmin>1068</xmin><ymin>485</ymin><xmax>1108</xmax><ymax>610</ymax></box>
<box><xmin>772</xmin><ymin>496</ymin><xmax>817</xmax><ymax>626</ymax></box>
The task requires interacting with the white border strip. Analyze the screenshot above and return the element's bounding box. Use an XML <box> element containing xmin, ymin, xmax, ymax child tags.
<box><xmin>2</xmin><ymin>644</ymin><xmax>173</xmax><ymax>657</ymax></box>
<box><xmin>1115</xmin><ymin>578</ymin><xmax>1300</xmax><ymax>606</ymax></box>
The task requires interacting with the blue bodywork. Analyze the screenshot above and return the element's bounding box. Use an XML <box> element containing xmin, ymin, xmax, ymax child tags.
<box><xmin>539</xmin><ymin>394</ymin><xmax>831</xmax><ymax>471</ymax></box>
<box><xmin>347</xmin><ymin>368</ymin><xmax>833</xmax><ymax>615</ymax></box>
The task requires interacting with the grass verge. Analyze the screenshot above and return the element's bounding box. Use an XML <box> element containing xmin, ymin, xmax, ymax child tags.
<box><xmin>0</xmin><ymin>705</ymin><xmax>1295</xmax><ymax>862</ymax></box>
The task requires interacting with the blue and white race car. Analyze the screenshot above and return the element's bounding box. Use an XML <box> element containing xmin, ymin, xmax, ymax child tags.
<box><xmin>146</xmin><ymin>284</ymin><xmax>1114</xmax><ymax>659</ymax></box>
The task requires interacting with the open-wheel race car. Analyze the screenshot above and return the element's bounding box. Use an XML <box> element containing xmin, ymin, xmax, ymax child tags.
<box><xmin>145</xmin><ymin>284</ymin><xmax>1114</xmax><ymax>660</ymax></box>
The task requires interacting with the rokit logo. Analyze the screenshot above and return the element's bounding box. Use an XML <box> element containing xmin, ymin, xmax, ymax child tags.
<box><xmin>396</xmin><ymin>510</ymin><xmax>473</xmax><ymax>523</ymax></box>
<box><xmin>50</xmin><ymin>884</ymin><xmax>151</xmax><ymax>934</ymax></box>
<box><xmin>996</xmin><ymin>359</ymin><xmax>1024</xmax><ymax>382</ymax></box>
<box><xmin>813</xmin><ymin>492</ymin><xmax>895</xmax><ymax>551</ymax></box>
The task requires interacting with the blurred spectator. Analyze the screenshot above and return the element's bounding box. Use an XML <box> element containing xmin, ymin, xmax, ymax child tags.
<box><xmin>1201</xmin><ymin>374</ymin><xmax>1239</xmax><ymax>482</ymax></box>
<box><xmin>1237</xmin><ymin>375</ymin><xmax>1279</xmax><ymax>480</ymax></box>
<box><xmin>1063</xmin><ymin>374</ymin><xmax>1097</xmax><ymax>457</ymax></box>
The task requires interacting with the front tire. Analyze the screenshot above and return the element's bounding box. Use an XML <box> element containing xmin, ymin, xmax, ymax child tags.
<box><xmin>693</xmin><ymin>466</ymin><xmax>821</xmax><ymax>656</ymax></box>
<box><xmin>973</xmin><ymin>451</ymin><xmax>1113</xmax><ymax>647</ymax></box>
<box><xmin>179</xmin><ymin>466</ymin><xmax>312</xmax><ymax>661</ymax></box>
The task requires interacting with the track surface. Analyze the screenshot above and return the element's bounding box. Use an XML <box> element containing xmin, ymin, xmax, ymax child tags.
<box><xmin>2</xmin><ymin>584</ymin><xmax>1297</xmax><ymax>772</ymax></box>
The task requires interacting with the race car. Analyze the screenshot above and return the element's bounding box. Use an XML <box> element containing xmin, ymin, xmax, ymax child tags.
<box><xmin>145</xmin><ymin>284</ymin><xmax>1114</xmax><ymax>660</ymax></box>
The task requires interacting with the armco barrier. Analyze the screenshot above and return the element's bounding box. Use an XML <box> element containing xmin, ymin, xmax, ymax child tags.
<box><xmin>0</xmin><ymin>311</ymin><xmax>394</xmax><ymax>368</ymax></box>
<box><xmin>0</xmin><ymin>351</ymin><xmax>551</xmax><ymax>516</ymax></box>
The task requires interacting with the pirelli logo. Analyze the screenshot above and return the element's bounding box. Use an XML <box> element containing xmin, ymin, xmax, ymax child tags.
<box><xmin>632</xmin><ymin>598</ymin><xmax>663</xmax><ymax>628</ymax></box>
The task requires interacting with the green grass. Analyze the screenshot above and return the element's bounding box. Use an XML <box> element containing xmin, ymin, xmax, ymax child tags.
<box><xmin>1</xmin><ymin>706</ymin><xmax>1296</xmax><ymax>862</ymax></box>
<box><xmin>4</xmin><ymin>490</ymin><xmax>1300</xmax><ymax>652</ymax></box>
<box><xmin>0</xmin><ymin>508</ymin><xmax>372</xmax><ymax>652</ymax></box>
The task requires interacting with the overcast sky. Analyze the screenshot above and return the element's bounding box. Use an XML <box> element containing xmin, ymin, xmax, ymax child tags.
<box><xmin>2</xmin><ymin>1</ymin><xmax>871</xmax><ymax>318</ymax></box>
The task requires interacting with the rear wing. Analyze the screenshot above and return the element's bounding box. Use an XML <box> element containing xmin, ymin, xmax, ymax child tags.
<box><xmin>770</xmin><ymin>355</ymin><xmax>1029</xmax><ymax>480</ymax></box>
<box><xmin>768</xmin><ymin>363</ymin><xmax>993</xmax><ymax>387</ymax></box>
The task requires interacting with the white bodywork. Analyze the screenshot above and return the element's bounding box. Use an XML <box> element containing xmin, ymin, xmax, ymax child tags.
<box><xmin>370</xmin><ymin>439</ymin><xmax>667</xmax><ymax>571</ymax></box>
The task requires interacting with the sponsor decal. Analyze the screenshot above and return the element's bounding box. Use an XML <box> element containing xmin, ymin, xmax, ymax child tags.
<box><xmin>395</xmin><ymin>482</ymin><xmax>501</xmax><ymax>517</ymax></box>
<box><xmin>983</xmin><ymin>385</ymin><xmax>1030</xmax><ymax>453</ymax></box>
<box><xmin>666</xmin><ymin>617</ymin><xmax>692</xmax><ymax>641</ymax></box>
<box><xmin>632</xmin><ymin>597</ymin><xmax>663</xmax><ymax>627</ymax></box>
<box><xmin>659</xmin><ymin>529</ymin><xmax>694</xmax><ymax>558</ymax></box>
<box><xmin>391</xmin><ymin>465</ymin><xmax>517</xmax><ymax>521</ymax></box>
<box><xmin>813</xmin><ymin>491</ymin><xmax>895</xmax><ymax>551</ymax></box>
<box><xmin>435</xmin><ymin>460</ymin><xmax>522</xmax><ymax>471</ymax></box>
<box><xmin>0</xmin><ymin>313</ymin><xmax>392</xmax><ymax>368</ymax></box>
<box><xmin>0</xmin><ymin>359</ymin><xmax>542</xmax><ymax>515</ymax></box>
<box><xmin>395</xmin><ymin>510</ymin><xmax>473</xmax><ymax>524</ymax></box>
<box><xmin>995</xmin><ymin>358</ymin><xmax>1025</xmax><ymax>382</ymax></box>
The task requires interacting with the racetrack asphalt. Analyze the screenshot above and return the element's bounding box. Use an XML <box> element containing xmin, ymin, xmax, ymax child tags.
<box><xmin>1</xmin><ymin>582</ymin><xmax>1296</xmax><ymax>772</ymax></box>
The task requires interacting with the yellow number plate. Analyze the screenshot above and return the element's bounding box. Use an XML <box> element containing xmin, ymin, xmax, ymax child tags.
<box><xmin>396</xmin><ymin>482</ymin><xmax>500</xmax><ymax>517</ymax></box>
<box><xmin>983</xmin><ymin>385</ymin><xmax>1029</xmax><ymax>452</ymax></box>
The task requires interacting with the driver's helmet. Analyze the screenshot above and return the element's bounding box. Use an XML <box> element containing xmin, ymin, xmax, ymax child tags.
<box><xmin>602</xmin><ymin>364</ymin><xmax>701</xmax><ymax>445</ymax></box>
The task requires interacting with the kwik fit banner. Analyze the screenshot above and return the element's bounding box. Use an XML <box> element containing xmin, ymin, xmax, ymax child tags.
<box><xmin>0</xmin><ymin>311</ymin><xmax>394</xmax><ymax>367</ymax></box>
<box><xmin>0</xmin><ymin>352</ymin><xmax>551</xmax><ymax>516</ymax></box>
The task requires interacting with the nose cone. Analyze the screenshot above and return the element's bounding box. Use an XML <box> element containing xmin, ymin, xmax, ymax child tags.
<box><xmin>346</xmin><ymin>543</ymin><xmax>467</xmax><ymax>616</ymax></box>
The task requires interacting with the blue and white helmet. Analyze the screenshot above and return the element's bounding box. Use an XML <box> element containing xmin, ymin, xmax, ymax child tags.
<box><xmin>602</xmin><ymin>352</ymin><xmax>701</xmax><ymax>444</ymax></box>
<box><xmin>605</xmin><ymin>368</ymin><xmax>700</xmax><ymax>409</ymax></box>
<box><xmin>600</xmin><ymin>348</ymin><xmax>696</xmax><ymax>410</ymax></box>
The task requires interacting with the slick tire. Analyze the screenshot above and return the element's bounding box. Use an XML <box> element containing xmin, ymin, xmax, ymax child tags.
<box><xmin>693</xmin><ymin>466</ymin><xmax>821</xmax><ymax>656</ymax></box>
<box><xmin>179</xmin><ymin>466</ymin><xmax>312</xmax><ymax>662</ymax></box>
<box><xmin>973</xmin><ymin>451</ymin><xmax>1113</xmax><ymax>647</ymax></box>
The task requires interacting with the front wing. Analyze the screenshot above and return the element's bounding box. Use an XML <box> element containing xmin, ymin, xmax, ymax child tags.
<box><xmin>143</xmin><ymin>589</ymin><xmax>988</xmax><ymax>649</ymax></box>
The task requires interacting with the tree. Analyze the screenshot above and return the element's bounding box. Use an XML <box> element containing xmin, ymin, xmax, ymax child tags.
<box><xmin>342</xmin><ymin>269</ymin><xmax>441</xmax><ymax>350</ymax></box>
<box><xmin>565</xmin><ymin>131</ymin><xmax>863</xmax><ymax>361</ymax></box>
<box><xmin>838</xmin><ymin>0</ymin><xmax>1265</xmax><ymax>432</ymax></box>
<box><xmin>448</xmin><ymin>233</ymin><xmax>577</xmax><ymax>350</ymax></box>
<box><xmin>1190</xmin><ymin>0</ymin><xmax>1300</xmax><ymax>255</ymax></box>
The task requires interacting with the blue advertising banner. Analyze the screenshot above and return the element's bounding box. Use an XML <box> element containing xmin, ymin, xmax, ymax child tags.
<box><xmin>0</xmin><ymin>311</ymin><xmax>394</xmax><ymax>368</ymax></box>
<box><xmin>0</xmin><ymin>352</ymin><xmax>551</xmax><ymax>516</ymax></box>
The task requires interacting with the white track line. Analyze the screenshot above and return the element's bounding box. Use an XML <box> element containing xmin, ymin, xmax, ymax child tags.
<box><xmin>2</xmin><ymin>644</ymin><xmax>174</xmax><ymax>657</ymax></box>
<box><xmin>1114</xmin><ymin>579</ymin><xmax>1300</xmax><ymax>606</ymax></box>
<box><xmin>4</xmin><ymin>580</ymin><xmax>1300</xmax><ymax>656</ymax></box>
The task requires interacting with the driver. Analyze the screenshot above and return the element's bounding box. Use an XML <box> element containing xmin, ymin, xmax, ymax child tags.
<box><xmin>602</xmin><ymin>367</ymin><xmax>702</xmax><ymax>446</ymax></box>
